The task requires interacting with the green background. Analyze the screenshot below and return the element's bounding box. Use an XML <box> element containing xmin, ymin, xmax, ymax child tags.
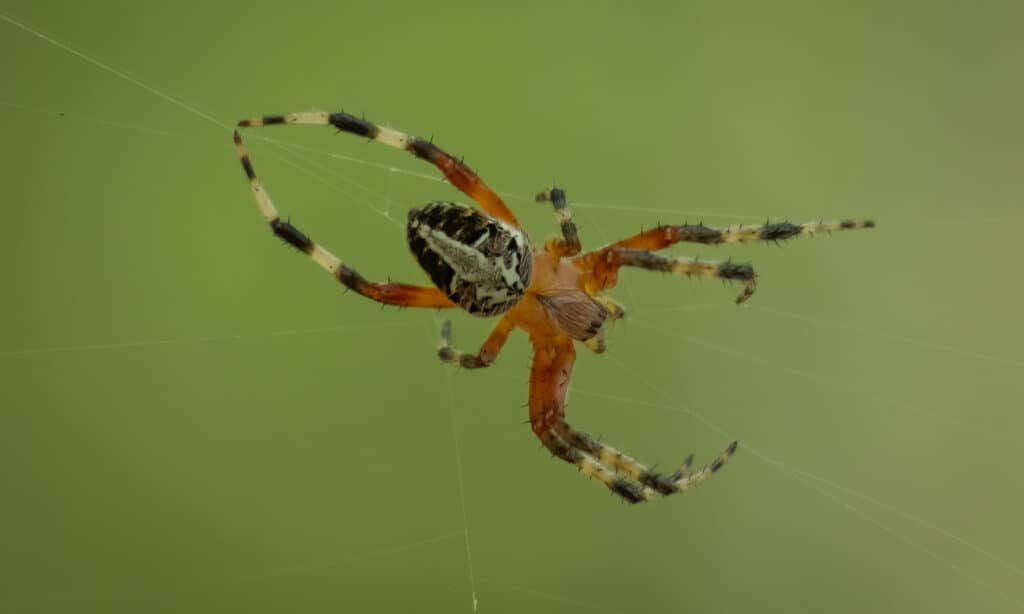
<box><xmin>3</xmin><ymin>1</ymin><xmax>1022</xmax><ymax>612</ymax></box>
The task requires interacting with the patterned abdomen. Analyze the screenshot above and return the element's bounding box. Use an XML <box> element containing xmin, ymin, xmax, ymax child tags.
<box><xmin>407</xmin><ymin>202</ymin><xmax>533</xmax><ymax>316</ymax></box>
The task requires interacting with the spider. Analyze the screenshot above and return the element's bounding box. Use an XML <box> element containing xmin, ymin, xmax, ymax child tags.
<box><xmin>232</xmin><ymin>111</ymin><xmax>874</xmax><ymax>504</ymax></box>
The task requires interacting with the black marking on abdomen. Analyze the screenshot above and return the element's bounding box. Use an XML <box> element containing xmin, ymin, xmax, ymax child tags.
<box><xmin>408</xmin><ymin>236</ymin><xmax>454</xmax><ymax>295</ymax></box>
<box><xmin>328</xmin><ymin>113</ymin><xmax>379</xmax><ymax>139</ymax></box>
<box><xmin>271</xmin><ymin>219</ymin><xmax>313</xmax><ymax>254</ymax></box>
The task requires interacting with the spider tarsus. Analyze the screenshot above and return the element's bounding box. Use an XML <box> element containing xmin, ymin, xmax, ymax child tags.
<box><xmin>735</xmin><ymin>279</ymin><xmax>757</xmax><ymax>304</ymax></box>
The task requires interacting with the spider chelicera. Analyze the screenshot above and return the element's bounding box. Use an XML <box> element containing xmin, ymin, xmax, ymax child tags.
<box><xmin>233</xmin><ymin>112</ymin><xmax>874</xmax><ymax>504</ymax></box>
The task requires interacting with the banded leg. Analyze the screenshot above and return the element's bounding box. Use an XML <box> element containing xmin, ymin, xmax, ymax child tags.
<box><xmin>535</xmin><ymin>187</ymin><xmax>581</xmax><ymax>258</ymax></box>
<box><xmin>605</xmin><ymin>218</ymin><xmax>876</xmax><ymax>252</ymax></box>
<box><xmin>528</xmin><ymin>335</ymin><xmax>737</xmax><ymax>504</ymax></box>
<box><xmin>437</xmin><ymin>317</ymin><xmax>514</xmax><ymax>369</ymax></box>
<box><xmin>574</xmin><ymin>247</ymin><xmax>758</xmax><ymax>304</ymax></box>
<box><xmin>559</xmin><ymin>425</ymin><xmax>739</xmax><ymax>499</ymax></box>
<box><xmin>238</xmin><ymin>112</ymin><xmax>521</xmax><ymax>228</ymax></box>
<box><xmin>233</xmin><ymin>130</ymin><xmax>455</xmax><ymax>308</ymax></box>
<box><xmin>527</xmin><ymin>336</ymin><xmax>639</xmax><ymax>498</ymax></box>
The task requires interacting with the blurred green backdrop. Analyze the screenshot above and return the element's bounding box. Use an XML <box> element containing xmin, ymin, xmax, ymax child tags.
<box><xmin>2</xmin><ymin>1</ymin><xmax>1022</xmax><ymax>612</ymax></box>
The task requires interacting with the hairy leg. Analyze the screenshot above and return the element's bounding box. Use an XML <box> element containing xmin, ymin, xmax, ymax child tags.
<box><xmin>233</xmin><ymin>131</ymin><xmax>454</xmax><ymax>308</ymax></box>
<box><xmin>535</xmin><ymin>187</ymin><xmax>581</xmax><ymax>258</ymax></box>
<box><xmin>437</xmin><ymin>318</ymin><xmax>515</xmax><ymax>369</ymax></box>
<box><xmin>605</xmin><ymin>218</ymin><xmax>875</xmax><ymax>252</ymax></box>
<box><xmin>574</xmin><ymin>247</ymin><xmax>758</xmax><ymax>304</ymax></box>
<box><xmin>527</xmin><ymin>335</ymin><xmax>737</xmax><ymax>503</ymax></box>
<box><xmin>238</xmin><ymin>112</ymin><xmax>520</xmax><ymax>228</ymax></box>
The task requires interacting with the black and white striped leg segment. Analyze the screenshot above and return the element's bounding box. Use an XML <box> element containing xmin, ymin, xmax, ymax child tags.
<box><xmin>688</xmin><ymin>218</ymin><xmax>877</xmax><ymax>244</ymax></box>
<box><xmin>612</xmin><ymin>218</ymin><xmax>876</xmax><ymax>252</ymax></box>
<box><xmin>536</xmin><ymin>186</ymin><xmax>581</xmax><ymax>257</ymax></box>
<box><xmin>535</xmin><ymin>428</ymin><xmax>633</xmax><ymax>495</ymax></box>
<box><xmin>239</xmin><ymin>111</ymin><xmax>417</xmax><ymax>151</ymax></box>
<box><xmin>538</xmin><ymin>420</ymin><xmax>738</xmax><ymax>503</ymax></box>
<box><xmin>437</xmin><ymin>318</ymin><xmax>515</xmax><ymax>369</ymax></box>
<box><xmin>559</xmin><ymin>424</ymin><xmax>738</xmax><ymax>502</ymax></box>
<box><xmin>233</xmin><ymin>130</ymin><xmax>455</xmax><ymax>309</ymax></box>
<box><xmin>614</xmin><ymin>249</ymin><xmax>758</xmax><ymax>304</ymax></box>
<box><xmin>233</xmin><ymin>130</ymin><xmax>340</xmax><ymax>269</ymax></box>
<box><xmin>530</xmin><ymin>339</ymin><xmax>736</xmax><ymax>503</ymax></box>
<box><xmin>238</xmin><ymin>112</ymin><xmax>521</xmax><ymax>227</ymax></box>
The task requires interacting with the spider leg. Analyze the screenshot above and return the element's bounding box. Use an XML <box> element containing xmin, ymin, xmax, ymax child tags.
<box><xmin>233</xmin><ymin>131</ymin><xmax>455</xmax><ymax>308</ymax></box>
<box><xmin>237</xmin><ymin>112</ymin><xmax>521</xmax><ymax>228</ymax></box>
<box><xmin>528</xmin><ymin>336</ymin><xmax>736</xmax><ymax>503</ymax></box>
<box><xmin>583</xmin><ymin>328</ymin><xmax>606</xmax><ymax>354</ymax></box>
<box><xmin>575</xmin><ymin>248</ymin><xmax>758</xmax><ymax>304</ymax></box>
<box><xmin>593</xmin><ymin>295</ymin><xmax>626</xmax><ymax>320</ymax></box>
<box><xmin>559</xmin><ymin>425</ymin><xmax>738</xmax><ymax>498</ymax></box>
<box><xmin>535</xmin><ymin>187</ymin><xmax>581</xmax><ymax>258</ymax></box>
<box><xmin>602</xmin><ymin>218</ymin><xmax>875</xmax><ymax>252</ymax></box>
<box><xmin>437</xmin><ymin>317</ymin><xmax>514</xmax><ymax>369</ymax></box>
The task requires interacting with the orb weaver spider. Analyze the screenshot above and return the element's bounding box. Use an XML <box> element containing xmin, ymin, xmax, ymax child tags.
<box><xmin>233</xmin><ymin>112</ymin><xmax>874</xmax><ymax>504</ymax></box>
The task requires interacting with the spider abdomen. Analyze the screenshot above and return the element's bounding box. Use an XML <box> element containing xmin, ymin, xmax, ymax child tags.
<box><xmin>407</xmin><ymin>202</ymin><xmax>532</xmax><ymax>316</ymax></box>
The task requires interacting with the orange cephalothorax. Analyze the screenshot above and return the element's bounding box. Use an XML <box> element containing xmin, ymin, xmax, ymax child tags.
<box><xmin>234</xmin><ymin>111</ymin><xmax>874</xmax><ymax>504</ymax></box>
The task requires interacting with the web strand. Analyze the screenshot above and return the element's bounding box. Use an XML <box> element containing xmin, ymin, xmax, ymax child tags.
<box><xmin>746</xmin><ymin>304</ymin><xmax>1024</xmax><ymax>369</ymax></box>
<box><xmin>0</xmin><ymin>12</ymin><xmax>229</xmax><ymax>132</ymax></box>
<box><xmin>591</xmin><ymin>353</ymin><xmax>1022</xmax><ymax>606</ymax></box>
<box><xmin>436</xmin><ymin>321</ymin><xmax>480</xmax><ymax>611</ymax></box>
<box><xmin>629</xmin><ymin>319</ymin><xmax>1023</xmax><ymax>446</ymax></box>
<box><xmin>0</xmin><ymin>322</ymin><xmax>416</xmax><ymax>357</ymax></box>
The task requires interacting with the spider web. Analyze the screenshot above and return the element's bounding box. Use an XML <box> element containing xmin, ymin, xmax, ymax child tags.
<box><xmin>2</xmin><ymin>9</ymin><xmax>1023</xmax><ymax>614</ymax></box>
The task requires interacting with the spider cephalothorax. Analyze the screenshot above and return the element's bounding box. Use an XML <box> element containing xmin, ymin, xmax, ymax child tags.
<box><xmin>407</xmin><ymin>202</ymin><xmax>532</xmax><ymax>316</ymax></box>
<box><xmin>234</xmin><ymin>111</ymin><xmax>874</xmax><ymax>504</ymax></box>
